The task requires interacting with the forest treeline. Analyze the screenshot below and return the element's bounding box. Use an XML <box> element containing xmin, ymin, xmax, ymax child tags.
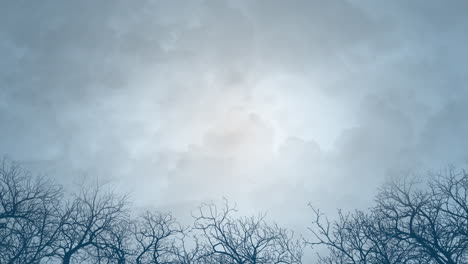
<box><xmin>0</xmin><ymin>158</ymin><xmax>466</xmax><ymax>264</ymax></box>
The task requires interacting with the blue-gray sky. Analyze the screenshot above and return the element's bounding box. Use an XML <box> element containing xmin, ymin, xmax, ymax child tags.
<box><xmin>1</xmin><ymin>0</ymin><xmax>468</xmax><ymax>228</ymax></box>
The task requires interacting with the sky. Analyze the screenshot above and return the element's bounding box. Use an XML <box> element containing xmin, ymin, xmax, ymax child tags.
<box><xmin>1</xmin><ymin>0</ymin><xmax>468</xmax><ymax>231</ymax></box>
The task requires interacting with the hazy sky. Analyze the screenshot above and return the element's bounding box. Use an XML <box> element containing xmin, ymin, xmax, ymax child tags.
<box><xmin>1</xmin><ymin>0</ymin><xmax>468</xmax><ymax>228</ymax></box>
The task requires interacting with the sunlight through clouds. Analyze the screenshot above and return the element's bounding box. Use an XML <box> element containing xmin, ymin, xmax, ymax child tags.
<box><xmin>1</xmin><ymin>0</ymin><xmax>468</xmax><ymax>238</ymax></box>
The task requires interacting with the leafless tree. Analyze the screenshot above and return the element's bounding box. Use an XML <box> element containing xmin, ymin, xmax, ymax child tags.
<box><xmin>0</xmin><ymin>159</ymin><xmax>63</xmax><ymax>263</ymax></box>
<box><xmin>171</xmin><ymin>231</ymin><xmax>208</xmax><ymax>264</ymax></box>
<box><xmin>308</xmin><ymin>168</ymin><xmax>467</xmax><ymax>264</ymax></box>
<box><xmin>131</xmin><ymin>211</ymin><xmax>183</xmax><ymax>264</ymax></box>
<box><xmin>54</xmin><ymin>182</ymin><xmax>129</xmax><ymax>264</ymax></box>
<box><xmin>6</xmin><ymin>156</ymin><xmax>464</xmax><ymax>264</ymax></box>
<box><xmin>192</xmin><ymin>200</ymin><xmax>304</xmax><ymax>264</ymax></box>
<box><xmin>308</xmin><ymin>207</ymin><xmax>426</xmax><ymax>264</ymax></box>
<box><xmin>374</xmin><ymin>169</ymin><xmax>467</xmax><ymax>264</ymax></box>
<box><xmin>90</xmin><ymin>217</ymin><xmax>134</xmax><ymax>264</ymax></box>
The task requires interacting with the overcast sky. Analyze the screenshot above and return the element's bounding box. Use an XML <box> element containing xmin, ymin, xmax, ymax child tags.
<box><xmin>1</xmin><ymin>0</ymin><xmax>468</xmax><ymax>230</ymax></box>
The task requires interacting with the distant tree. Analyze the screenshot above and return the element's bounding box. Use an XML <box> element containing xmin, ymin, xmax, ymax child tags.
<box><xmin>54</xmin><ymin>183</ymin><xmax>129</xmax><ymax>264</ymax></box>
<box><xmin>0</xmin><ymin>159</ymin><xmax>63</xmax><ymax>263</ymax></box>
<box><xmin>308</xmin><ymin>168</ymin><xmax>468</xmax><ymax>264</ymax></box>
<box><xmin>192</xmin><ymin>200</ymin><xmax>304</xmax><ymax>264</ymax></box>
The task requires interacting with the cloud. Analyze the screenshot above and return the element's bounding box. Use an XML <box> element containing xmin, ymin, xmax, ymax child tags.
<box><xmin>1</xmin><ymin>0</ymin><xmax>468</xmax><ymax>238</ymax></box>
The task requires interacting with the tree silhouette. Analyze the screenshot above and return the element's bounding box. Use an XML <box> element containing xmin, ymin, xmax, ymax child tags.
<box><xmin>0</xmin><ymin>159</ymin><xmax>63</xmax><ymax>263</ymax></box>
<box><xmin>54</xmin><ymin>183</ymin><xmax>129</xmax><ymax>264</ymax></box>
<box><xmin>308</xmin><ymin>207</ymin><xmax>426</xmax><ymax>264</ymax></box>
<box><xmin>374</xmin><ymin>169</ymin><xmax>467</xmax><ymax>264</ymax></box>
<box><xmin>308</xmin><ymin>169</ymin><xmax>467</xmax><ymax>264</ymax></box>
<box><xmin>1</xmin><ymin>157</ymin><xmax>466</xmax><ymax>263</ymax></box>
<box><xmin>90</xmin><ymin>217</ymin><xmax>133</xmax><ymax>264</ymax></box>
<box><xmin>192</xmin><ymin>200</ymin><xmax>304</xmax><ymax>264</ymax></box>
<box><xmin>132</xmin><ymin>211</ymin><xmax>182</xmax><ymax>264</ymax></box>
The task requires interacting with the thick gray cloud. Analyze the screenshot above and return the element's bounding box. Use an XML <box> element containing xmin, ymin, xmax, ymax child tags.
<box><xmin>1</xmin><ymin>0</ymin><xmax>468</xmax><ymax>240</ymax></box>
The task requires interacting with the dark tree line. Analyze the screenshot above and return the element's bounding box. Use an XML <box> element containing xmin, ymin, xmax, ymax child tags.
<box><xmin>0</xmin><ymin>159</ymin><xmax>303</xmax><ymax>264</ymax></box>
<box><xmin>1</xmin><ymin>158</ymin><xmax>467</xmax><ymax>263</ymax></box>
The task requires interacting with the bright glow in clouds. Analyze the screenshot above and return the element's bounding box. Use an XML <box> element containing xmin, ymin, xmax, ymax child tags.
<box><xmin>121</xmin><ymin>69</ymin><xmax>357</xmax><ymax>220</ymax></box>
<box><xmin>2</xmin><ymin>0</ymin><xmax>468</xmax><ymax>236</ymax></box>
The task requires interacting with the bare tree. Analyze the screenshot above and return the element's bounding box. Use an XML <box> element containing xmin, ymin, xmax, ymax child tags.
<box><xmin>2</xmin><ymin>159</ymin><xmax>304</xmax><ymax>264</ymax></box>
<box><xmin>91</xmin><ymin>217</ymin><xmax>134</xmax><ymax>264</ymax></box>
<box><xmin>171</xmin><ymin>230</ymin><xmax>208</xmax><ymax>264</ymax></box>
<box><xmin>0</xmin><ymin>159</ymin><xmax>63</xmax><ymax>263</ymax></box>
<box><xmin>132</xmin><ymin>211</ymin><xmax>182</xmax><ymax>264</ymax></box>
<box><xmin>307</xmin><ymin>207</ymin><xmax>426</xmax><ymax>264</ymax></box>
<box><xmin>192</xmin><ymin>200</ymin><xmax>304</xmax><ymax>264</ymax></box>
<box><xmin>6</xmin><ymin>156</ymin><xmax>463</xmax><ymax>264</ymax></box>
<box><xmin>54</xmin><ymin>182</ymin><xmax>129</xmax><ymax>264</ymax></box>
<box><xmin>308</xmin><ymin>168</ymin><xmax>467</xmax><ymax>264</ymax></box>
<box><xmin>374</xmin><ymin>169</ymin><xmax>467</xmax><ymax>264</ymax></box>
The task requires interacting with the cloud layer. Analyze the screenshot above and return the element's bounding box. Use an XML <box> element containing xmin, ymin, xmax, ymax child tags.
<box><xmin>2</xmin><ymin>0</ymin><xmax>468</xmax><ymax>229</ymax></box>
